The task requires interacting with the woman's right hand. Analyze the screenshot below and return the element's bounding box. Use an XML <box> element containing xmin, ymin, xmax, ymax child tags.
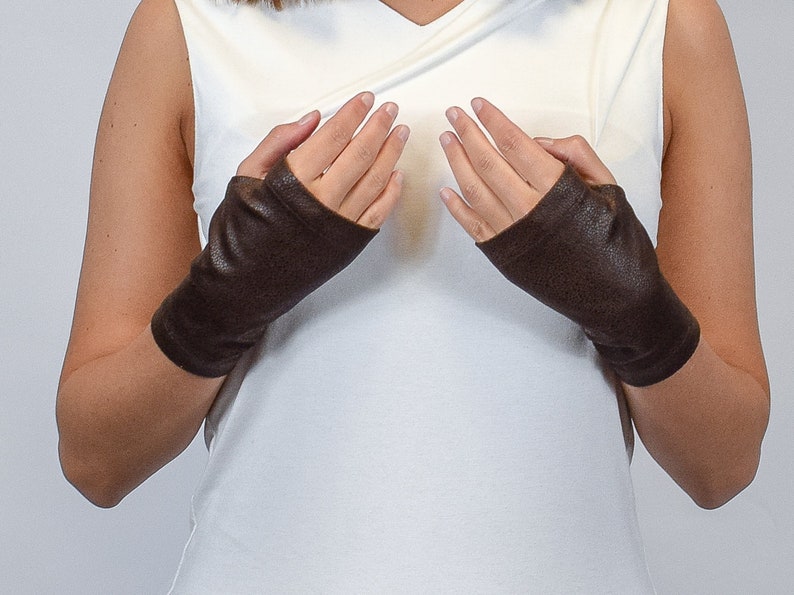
<box><xmin>151</xmin><ymin>92</ymin><xmax>410</xmax><ymax>378</ymax></box>
<box><xmin>238</xmin><ymin>91</ymin><xmax>410</xmax><ymax>229</ymax></box>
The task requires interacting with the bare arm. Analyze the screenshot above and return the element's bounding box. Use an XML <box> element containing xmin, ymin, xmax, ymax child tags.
<box><xmin>58</xmin><ymin>0</ymin><xmax>408</xmax><ymax>507</ymax></box>
<box><xmin>622</xmin><ymin>0</ymin><xmax>769</xmax><ymax>508</ymax></box>
<box><xmin>437</xmin><ymin>0</ymin><xmax>769</xmax><ymax>510</ymax></box>
<box><xmin>56</xmin><ymin>0</ymin><xmax>222</xmax><ymax>508</ymax></box>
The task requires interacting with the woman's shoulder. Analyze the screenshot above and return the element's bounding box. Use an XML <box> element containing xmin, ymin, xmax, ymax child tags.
<box><xmin>664</xmin><ymin>0</ymin><xmax>737</xmax><ymax>96</ymax></box>
<box><xmin>129</xmin><ymin>0</ymin><xmax>195</xmax><ymax>32</ymax></box>
<box><xmin>663</xmin><ymin>0</ymin><xmax>740</xmax><ymax>154</ymax></box>
<box><xmin>666</xmin><ymin>0</ymin><xmax>734</xmax><ymax>59</ymax></box>
<box><xmin>113</xmin><ymin>0</ymin><xmax>194</xmax><ymax>163</ymax></box>
<box><xmin>126</xmin><ymin>0</ymin><xmax>188</xmax><ymax>54</ymax></box>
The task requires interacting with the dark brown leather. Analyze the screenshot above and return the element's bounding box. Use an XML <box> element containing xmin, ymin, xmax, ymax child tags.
<box><xmin>478</xmin><ymin>165</ymin><xmax>700</xmax><ymax>387</ymax></box>
<box><xmin>151</xmin><ymin>157</ymin><xmax>377</xmax><ymax>377</ymax></box>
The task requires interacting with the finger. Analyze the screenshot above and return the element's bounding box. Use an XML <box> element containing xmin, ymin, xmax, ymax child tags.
<box><xmin>445</xmin><ymin>106</ymin><xmax>538</xmax><ymax>221</ymax></box>
<box><xmin>287</xmin><ymin>91</ymin><xmax>376</xmax><ymax>182</ymax></box>
<box><xmin>470</xmin><ymin>97</ymin><xmax>564</xmax><ymax>194</ymax></box>
<box><xmin>356</xmin><ymin>170</ymin><xmax>404</xmax><ymax>230</ymax></box>
<box><xmin>439</xmin><ymin>186</ymin><xmax>497</xmax><ymax>243</ymax></box>
<box><xmin>439</xmin><ymin>129</ymin><xmax>515</xmax><ymax>232</ymax></box>
<box><xmin>322</xmin><ymin>102</ymin><xmax>400</xmax><ymax>209</ymax></box>
<box><xmin>339</xmin><ymin>123</ymin><xmax>410</xmax><ymax>222</ymax></box>
<box><xmin>534</xmin><ymin>135</ymin><xmax>617</xmax><ymax>185</ymax></box>
<box><xmin>236</xmin><ymin>111</ymin><xmax>321</xmax><ymax>178</ymax></box>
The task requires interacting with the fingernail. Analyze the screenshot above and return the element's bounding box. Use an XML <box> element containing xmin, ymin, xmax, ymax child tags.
<box><xmin>439</xmin><ymin>187</ymin><xmax>454</xmax><ymax>203</ymax></box>
<box><xmin>439</xmin><ymin>131</ymin><xmax>455</xmax><ymax>147</ymax></box>
<box><xmin>445</xmin><ymin>107</ymin><xmax>459</xmax><ymax>124</ymax></box>
<box><xmin>534</xmin><ymin>136</ymin><xmax>554</xmax><ymax>146</ymax></box>
<box><xmin>396</xmin><ymin>124</ymin><xmax>410</xmax><ymax>143</ymax></box>
<box><xmin>383</xmin><ymin>102</ymin><xmax>398</xmax><ymax>118</ymax></box>
<box><xmin>297</xmin><ymin>111</ymin><xmax>317</xmax><ymax>126</ymax></box>
<box><xmin>471</xmin><ymin>97</ymin><xmax>484</xmax><ymax>114</ymax></box>
<box><xmin>394</xmin><ymin>169</ymin><xmax>404</xmax><ymax>186</ymax></box>
<box><xmin>360</xmin><ymin>92</ymin><xmax>375</xmax><ymax>109</ymax></box>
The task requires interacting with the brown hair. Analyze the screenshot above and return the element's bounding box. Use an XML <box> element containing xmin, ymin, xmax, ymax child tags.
<box><xmin>233</xmin><ymin>0</ymin><xmax>317</xmax><ymax>11</ymax></box>
<box><xmin>235</xmin><ymin>0</ymin><xmax>292</xmax><ymax>8</ymax></box>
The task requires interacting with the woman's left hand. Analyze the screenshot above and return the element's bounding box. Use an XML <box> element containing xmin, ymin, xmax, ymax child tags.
<box><xmin>439</xmin><ymin>97</ymin><xmax>701</xmax><ymax>388</ymax></box>
<box><xmin>439</xmin><ymin>97</ymin><xmax>614</xmax><ymax>240</ymax></box>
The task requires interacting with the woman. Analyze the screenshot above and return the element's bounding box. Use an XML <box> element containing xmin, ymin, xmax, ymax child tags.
<box><xmin>57</xmin><ymin>0</ymin><xmax>769</xmax><ymax>590</ymax></box>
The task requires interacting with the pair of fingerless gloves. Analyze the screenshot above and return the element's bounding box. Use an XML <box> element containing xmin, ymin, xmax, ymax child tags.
<box><xmin>152</xmin><ymin>159</ymin><xmax>699</xmax><ymax>387</ymax></box>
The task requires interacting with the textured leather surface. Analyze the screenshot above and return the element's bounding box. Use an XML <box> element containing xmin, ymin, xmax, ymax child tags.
<box><xmin>151</xmin><ymin>158</ymin><xmax>377</xmax><ymax>377</ymax></box>
<box><xmin>478</xmin><ymin>165</ymin><xmax>700</xmax><ymax>387</ymax></box>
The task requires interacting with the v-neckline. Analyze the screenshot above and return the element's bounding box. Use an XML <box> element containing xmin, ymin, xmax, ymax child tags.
<box><xmin>378</xmin><ymin>0</ymin><xmax>471</xmax><ymax>27</ymax></box>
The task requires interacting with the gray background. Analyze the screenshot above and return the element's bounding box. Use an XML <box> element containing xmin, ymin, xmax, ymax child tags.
<box><xmin>1</xmin><ymin>1</ymin><xmax>792</xmax><ymax>592</ymax></box>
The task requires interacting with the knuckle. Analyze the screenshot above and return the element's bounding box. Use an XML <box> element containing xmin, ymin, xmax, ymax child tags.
<box><xmin>467</xmin><ymin>218</ymin><xmax>487</xmax><ymax>242</ymax></box>
<box><xmin>571</xmin><ymin>134</ymin><xmax>587</xmax><ymax>145</ymax></box>
<box><xmin>329</xmin><ymin>122</ymin><xmax>350</xmax><ymax>149</ymax></box>
<box><xmin>366</xmin><ymin>168</ymin><xmax>389</xmax><ymax>192</ymax></box>
<box><xmin>571</xmin><ymin>134</ymin><xmax>590</xmax><ymax>153</ymax></box>
<box><xmin>463</xmin><ymin>181</ymin><xmax>483</xmax><ymax>205</ymax></box>
<box><xmin>475</xmin><ymin>151</ymin><xmax>496</xmax><ymax>173</ymax></box>
<box><xmin>360</xmin><ymin>208</ymin><xmax>383</xmax><ymax>229</ymax></box>
<box><xmin>498</xmin><ymin>128</ymin><xmax>524</xmax><ymax>155</ymax></box>
<box><xmin>270</xmin><ymin>123</ymin><xmax>290</xmax><ymax>137</ymax></box>
<box><xmin>352</xmin><ymin>142</ymin><xmax>375</xmax><ymax>163</ymax></box>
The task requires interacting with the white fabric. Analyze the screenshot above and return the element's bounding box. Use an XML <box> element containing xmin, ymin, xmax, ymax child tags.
<box><xmin>170</xmin><ymin>0</ymin><xmax>668</xmax><ymax>592</ymax></box>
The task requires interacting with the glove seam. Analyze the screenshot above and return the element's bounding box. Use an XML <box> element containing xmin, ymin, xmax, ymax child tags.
<box><xmin>478</xmin><ymin>183</ymin><xmax>587</xmax><ymax>270</ymax></box>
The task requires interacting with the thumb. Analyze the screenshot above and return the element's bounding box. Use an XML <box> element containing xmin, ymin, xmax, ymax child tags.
<box><xmin>236</xmin><ymin>111</ymin><xmax>321</xmax><ymax>178</ymax></box>
<box><xmin>534</xmin><ymin>135</ymin><xmax>616</xmax><ymax>186</ymax></box>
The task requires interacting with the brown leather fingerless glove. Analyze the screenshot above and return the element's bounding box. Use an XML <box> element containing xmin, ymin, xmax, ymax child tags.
<box><xmin>478</xmin><ymin>165</ymin><xmax>700</xmax><ymax>387</ymax></box>
<box><xmin>151</xmin><ymin>157</ymin><xmax>377</xmax><ymax>377</ymax></box>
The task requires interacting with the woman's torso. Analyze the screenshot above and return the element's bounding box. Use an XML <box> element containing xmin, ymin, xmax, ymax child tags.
<box><xmin>170</xmin><ymin>0</ymin><xmax>667</xmax><ymax>591</ymax></box>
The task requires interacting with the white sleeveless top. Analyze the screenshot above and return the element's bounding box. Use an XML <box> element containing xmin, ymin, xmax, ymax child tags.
<box><xmin>170</xmin><ymin>1</ymin><xmax>667</xmax><ymax>592</ymax></box>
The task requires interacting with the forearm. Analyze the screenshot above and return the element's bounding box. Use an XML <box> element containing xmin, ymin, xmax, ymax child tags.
<box><xmin>57</xmin><ymin>325</ymin><xmax>223</xmax><ymax>508</ymax></box>
<box><xmin>624</xmin><ymin>337</ymin><xmax>769</xmax><ymax>509</ymax></box>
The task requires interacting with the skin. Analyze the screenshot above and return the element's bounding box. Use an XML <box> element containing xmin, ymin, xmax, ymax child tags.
<box><xmin>379</xmin><ymin>0</ymin><xmax>466</xmax><ymax>25</ymax></box>
<box><xmin>438</xmin><ymin>2</ymin><xmax>769</xmax><ymax>508</ymax></box>
<box><xmin>57</xmin><ymin>1</ymin><xmax>409</xmax><ymax>507</ymax></box>
<box><xmin>58</xmin><ymin>0</ymin><xmax>768</xmax><ymax>510</ymax></box>
<box><xmin>239</xmin><ymin>93</ymin><xmax>410</xmax><ymax>227</ymax></box>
